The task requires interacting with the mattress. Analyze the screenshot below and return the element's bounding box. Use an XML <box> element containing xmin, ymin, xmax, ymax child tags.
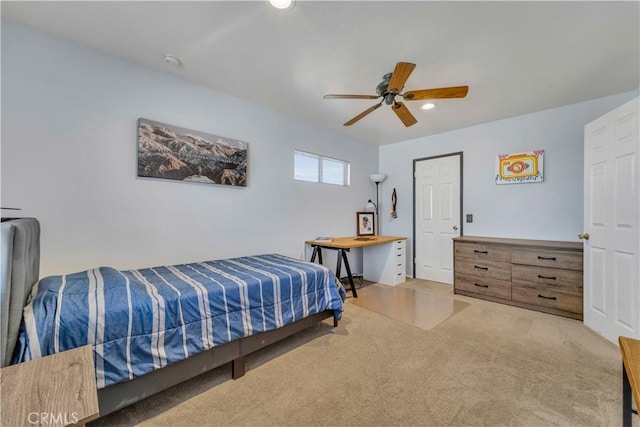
<box><xmin>12</xmin><ymin>254</ymin><xmax>344</xmax><ymax>388</ymax></box>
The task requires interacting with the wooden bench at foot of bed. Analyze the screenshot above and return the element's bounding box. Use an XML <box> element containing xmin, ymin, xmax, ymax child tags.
<box><xmin>98</xmin><ymin>310</ymin><xmax>336</xmax><ymax>417</ymax></box>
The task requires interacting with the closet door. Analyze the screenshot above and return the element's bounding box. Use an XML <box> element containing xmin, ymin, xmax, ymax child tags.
<box><xmin>414</xmin><ymin>153</ymin><xmax>461</xmax><ymax>284</ymax></box>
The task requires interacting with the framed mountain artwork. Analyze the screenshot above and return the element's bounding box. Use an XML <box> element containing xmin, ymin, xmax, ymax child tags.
<box><xmin>137</xmin><ymin>118</ymin><xmax>248</xmax><ymax>186</ymax></box>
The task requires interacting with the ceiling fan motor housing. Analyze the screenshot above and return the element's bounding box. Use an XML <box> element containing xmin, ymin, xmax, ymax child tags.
<box><xmin>376</xmin><ymin>73</ymin><xmax>392</xmax><ymax>96</ymax></box>
<box><xmin>376</xmin><ymin>73</ymin><xmax>399</xmax><ymax>104</ymax></box>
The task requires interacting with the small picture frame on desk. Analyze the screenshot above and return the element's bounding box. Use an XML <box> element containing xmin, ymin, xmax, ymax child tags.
<box><xmin>356</xmin><ymin>212</ymin><xmax>375</xmax><ymax>236</ymax></box>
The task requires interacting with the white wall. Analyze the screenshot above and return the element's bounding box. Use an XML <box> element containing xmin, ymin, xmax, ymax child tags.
<box><xmin>380</xmin><ymin>90</ymin><xmax>638</xmax><ymax>275</ymax></box>
<box><xmin>1</xmin><ymin>21</ymin><xmax>377</xmax><ymax>277</ymax></box>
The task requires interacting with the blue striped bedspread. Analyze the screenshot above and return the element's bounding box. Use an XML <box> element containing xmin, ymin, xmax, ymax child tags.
<box><xmin>12</xmin><ymin>254</ymin><xmax>344</xmax><ymax>388</ymax></box>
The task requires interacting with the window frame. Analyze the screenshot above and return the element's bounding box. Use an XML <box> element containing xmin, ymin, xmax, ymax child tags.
<box><xmin>294</xmin><ymin>149</ymin><xmax>350</xmax><ymax>186</ymax></box>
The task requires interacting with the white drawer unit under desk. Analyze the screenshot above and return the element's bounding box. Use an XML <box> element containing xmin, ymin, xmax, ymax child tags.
<box><xmin>363</xmin><ymin>238</ymin><xmax>406</xmax><ymax>286</ymax></box>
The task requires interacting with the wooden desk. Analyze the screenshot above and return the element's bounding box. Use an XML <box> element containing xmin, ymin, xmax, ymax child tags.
<box><xmin>619</xmin><ymin>336</ymin><xmax>640</xmax><ymax>427</ymax></box>
<box><xmin>1</xmin><ymin>346</ymin><xmax>99</xmax><ymax>427</ymax></box>
<box><xmin>306</xmin><ymin>236</ymin><xmax>407</xmax><ymax>297</ymax></box>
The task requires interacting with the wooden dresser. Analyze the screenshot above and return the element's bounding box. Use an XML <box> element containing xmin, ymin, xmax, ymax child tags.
<box><xmin>453</xmin><ymin>236</ymin><xmax>584</xmax><ymax>320</ymax></box>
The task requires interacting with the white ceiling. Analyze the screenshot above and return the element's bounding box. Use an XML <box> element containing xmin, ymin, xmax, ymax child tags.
<box><xmin>2</xmin><ymin>1</ymin><xmax>639</xmax><ymax>146</ymax></box>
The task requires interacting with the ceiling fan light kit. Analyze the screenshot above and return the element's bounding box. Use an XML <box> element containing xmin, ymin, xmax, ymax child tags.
<box><xmin>324</xmin><ymin>61</ymin><xmax>469</xmax><ymax>127</ymax></box>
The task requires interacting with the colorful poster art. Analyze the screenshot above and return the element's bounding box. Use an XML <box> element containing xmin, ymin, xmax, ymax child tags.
<box><xmin>495</xmin><ymin>150</ymin><xmax>544</xmax><ymax>185</ymax></box>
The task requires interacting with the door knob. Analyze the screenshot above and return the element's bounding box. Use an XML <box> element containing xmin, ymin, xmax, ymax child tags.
<box><xmin>578</xmin><ymin>233</ymin><xmax>590</xmax><ymax>240</ymax></box>
<box><xmin>453</xmin><ymin>225</ymin><xmax>459</xmax><ymax>231</ymax></box>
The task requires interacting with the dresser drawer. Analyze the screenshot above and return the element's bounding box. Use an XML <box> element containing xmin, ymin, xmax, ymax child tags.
<box><xmin>455</xmin><ymin>273</ymin><xmax>511</xmax><ymax>300</ymax></box>
<box><xmin>455</xmin><ymin>242</ymin><xmax>511</xmax><ymax>262</ymax></box>
<box><xmin>455</xmin><ymin>259</ymin><xmax>511</xmax><ymax>281</ymax></box>
<box><xmin>512</xmin><ymin>264</ymin><xmax>583</xmax><ymax>289</ymax></box>
<box><xmin>394</xmin><ymin>272</ymin><xmax>406</xmax><ymax>285</ymax></box>
<box><xmin>511</xmin><ymin>248</ymin><xmax>583</xmax><ymax>271</ymax></box>
<box><xmin>512</xmin><ymin>284</ymin><xmax>583</xmax><ymax>314</ymax></box>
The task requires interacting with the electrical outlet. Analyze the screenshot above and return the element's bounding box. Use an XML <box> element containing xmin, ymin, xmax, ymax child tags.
<box><xmin>466</xmin><ymin>214</ymin><xmax>473</xmax><ymax>223</ymax></box>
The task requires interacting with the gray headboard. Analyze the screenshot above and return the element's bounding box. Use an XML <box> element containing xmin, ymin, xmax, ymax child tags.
<box><xmin>1</xmin><ymin>218</ymin><xmax>40</xmax><ymax>367</ymax></box>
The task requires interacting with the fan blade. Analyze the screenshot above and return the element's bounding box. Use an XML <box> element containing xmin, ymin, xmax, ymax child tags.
<box><xmin>324</xmin><ymin>94</ymin><xmax>380</xmax><ymax>100</ymax></box>
<box><xmin>344</xmin><ymin>102</ymin><xmax>383</xmax><ymax>126</ymax></box>
<box><xmin>392</xmin><ymin>102</ymin><xmax>417</xmax><ymax>127</ymax></box>
<box><xmin>403</xmin><ymin>86</ymin><xmax>469</xmax><ymax>101</ymax></box>
<box><xmin>387</xmin><ymin>62</ymin><xmax>416</xmax><ymax>94</ymax></box>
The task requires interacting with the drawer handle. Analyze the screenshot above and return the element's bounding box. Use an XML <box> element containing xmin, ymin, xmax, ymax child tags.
<box><xmin>474</xmin><ymin>250</ymin><xmax>488</xmax><ymax>254</ymax></box>
<box><xmin>397</xmin><ymin>272</ymin><xmax>403</xmax><ymax>276</ymax></box>
<box><xmin>397</xmin><ymin>264</ymin><xmax>402</xmax><ymax>267</ymax></box>
<box><xmin>474</xmin><ymin>265</ymin><xmax>489</xmax><ymax>270</ymax></box>
<box><xmin>537</xmin><ymin>256</ymin><xmax>556</xmax><ymax>261</ymax></box>
<box><xmin>538</xmin><ymin>294</ymin><xmax>557</xmax><ymax>300</ymax></box>
<box><xmin>474</xmin><ymin>283</ymin><xmax>489</xmax><ymax>288</ymax></box>
<box><xmin>538</xmin><ymin>275</ymin><xmax>557</xmax><ymax>280</ymax></box>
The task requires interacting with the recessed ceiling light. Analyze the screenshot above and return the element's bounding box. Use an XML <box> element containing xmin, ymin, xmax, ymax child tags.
<box><xmin>421</xmin><ymin>103</ymin><xmax>436</xmax><ymax>110</ymax></box>
<box><xmin>269</xmin><ymin>0</ymin><xmax>295</xmax><ymax>10</ymax></box>
<box><xmin>164</xmin><ymin>54</ymin><xmax>181</xmax><ymax>67</ymax></box>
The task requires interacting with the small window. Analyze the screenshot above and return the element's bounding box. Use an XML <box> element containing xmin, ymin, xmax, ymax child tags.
<box><xmin>294</xmin><ymin>151</ymin><xmax>319</xmax><ymax>183</ymax></box>
<box><xmin>294</xmin><ymin>150</ymin><xmax>350</xmax><ymax>186</ymax></box>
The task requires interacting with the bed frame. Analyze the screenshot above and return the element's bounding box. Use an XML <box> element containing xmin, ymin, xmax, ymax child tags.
<box><xmin>1</xmin><ymin>218</ymin><xmax>338</xmax><ymax>417</ymax></box>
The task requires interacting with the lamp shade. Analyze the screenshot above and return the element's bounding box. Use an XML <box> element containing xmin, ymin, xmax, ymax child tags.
<box><xmin>369</xmin><ymin>173</ymin><xmax>387</xmax><ymax>184</ymax></box>
<box><xmin>365</xmin><ymin>200</ymin><xmax>376</xmax><ymax>212</ymax></box>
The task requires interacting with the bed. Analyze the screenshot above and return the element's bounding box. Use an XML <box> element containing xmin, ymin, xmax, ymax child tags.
<box><xmin>1</xmin><ymin>218</ymin><xmax>344</xmax><ymax>417</ymax></box>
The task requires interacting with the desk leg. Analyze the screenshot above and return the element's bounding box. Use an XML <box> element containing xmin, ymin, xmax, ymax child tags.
<box><xmin>310</xmin><ymin>246</ymin><xmax>324</xmax><ymax>265</ymax></box>
<box><xmin>341</xmin><ymin>249</ymin><xmax>357</xmax><ymax>298</ymax></box>
<box><xmin>624</xmin><ymin>361</ymin><xmax>632</xmax><ymax>427</ymax></box>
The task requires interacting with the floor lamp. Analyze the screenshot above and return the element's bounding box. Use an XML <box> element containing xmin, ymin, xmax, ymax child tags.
<box><xmin>367</xmin><ymin>173</ymin><xmax>387</xmax><ymax>235</ymax></box>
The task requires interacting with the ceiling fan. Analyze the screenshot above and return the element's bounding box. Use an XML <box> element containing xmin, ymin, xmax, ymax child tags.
<box><xmin>324</xmin><ymin>62</ymin><xmax>468</xmax><ymax>127</ymax></box>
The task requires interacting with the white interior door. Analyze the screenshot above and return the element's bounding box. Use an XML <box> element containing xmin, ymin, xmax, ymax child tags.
<box><xmin>414</xmin><ymin>154</ymin><xmax>461</xmax><ymax>284</ymax></box>
<box><xmin>584</xmin><ymin>97</ymin><xmax>639</xmax><ymax>344</ymax></box>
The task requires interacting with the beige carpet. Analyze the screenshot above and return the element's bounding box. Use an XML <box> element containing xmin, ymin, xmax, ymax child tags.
<box><xmin>91</xmin><ymin>279</ymin><xmax>636</xmax><ymax>427</ymax></box>
<box><xmin>351</xmin><ymin>284</ymin><xmax>470</xmax><ymax>331</ymax></box>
